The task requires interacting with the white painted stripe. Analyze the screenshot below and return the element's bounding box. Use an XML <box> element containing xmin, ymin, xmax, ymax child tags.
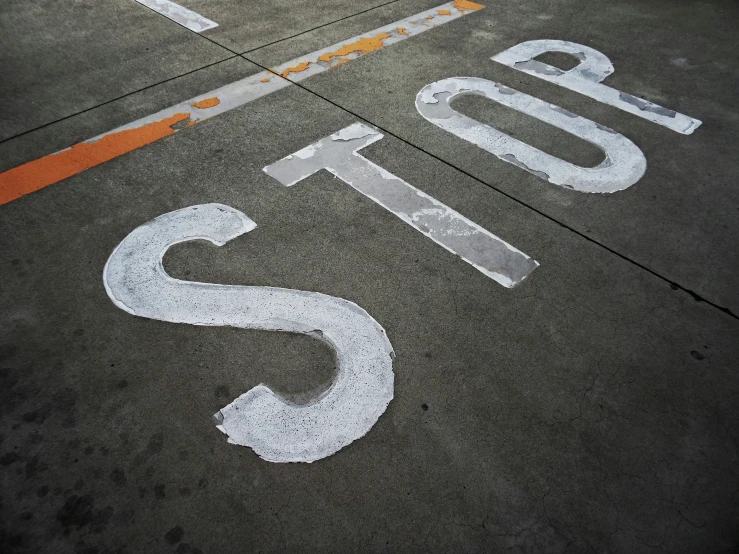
<box><xmin>104</xmin><ymin>204</ymin><xmax>394</xmax><ymax>463</ymax></box>
<box><xmin>135</xmin><ymin>0</ymin><xmax>218</xmax><ymax>33</ymax></box>
<box><xmin>80</xmin><ymin>2</ymin><xmax>480</xmax><ymax>143</ymax></box>
<box><xmin>0</xmin><ymin>1</ymin><xmax>485</xmax><ymax>204</ymax></box>
<box><xmin>492</xmin><ymin>40</ymin><xmax>702</xmax><ymax>135</ymax></box>
<box><xmin>264</xmin><ymin>123</ymin><xmax>538</xmax><ymax>287</ymax></box>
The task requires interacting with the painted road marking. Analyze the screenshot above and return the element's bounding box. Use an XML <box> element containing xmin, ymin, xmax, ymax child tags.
<box><xmin>264</xmin><ymin>123</ymin><xmax>538</xmax><ymax>287</ymax></box>
<box><xmin>493</xmin><ymin>40</ymin><xmax>702</xmax><ymax>135</ymax></box>
<box><xmin>135</xmin><ymin>0</ymin><xmax>218</xmax><ymax>33</ymax></box>
<box><xmin>416</xmin><ymin>77</ymin><xmax>647</xmax><ymax>193</ymax></box>
<box><xmin>0</xmin><ymin>0</ymin><xmax>484</xmax><ymax>206</ymax></box>
<box><xmin>104</xmin><ymin>203</ymin><xmax>395</xmax><ymax>463</ymax></box>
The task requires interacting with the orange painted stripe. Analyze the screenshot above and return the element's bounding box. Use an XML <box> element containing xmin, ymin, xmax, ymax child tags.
<box><xmin>280</xmin><ymin>61</ymin><xmax>312</xmax><ymax>78</ymax></box>
<box><xmin>318</xmin><ymin>33</ymin><xmax>392</xmax><ymax>64</ymax></box>
<box><xmin>0</xmin><ymin>2</ymin><xmax>485</xmax><ymax>206</ymax></box>
<box><xmin>453</xmin><ymin>0</ymin><xmax>484</xmax><ymax>11</ymax></box>
<box><xmin>191</xmin><ymin>97</ymin><xmax>220</xmax><ymax>109</ymax></box>
<box><xmin>0</xmin><ymin>113</ymin><xmax>190</xmax><ymax>205</ymax></box>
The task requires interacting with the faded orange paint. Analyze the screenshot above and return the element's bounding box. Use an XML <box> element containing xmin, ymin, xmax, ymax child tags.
<box><xmin>191</xmin><ymin>97</ymin><xmax>220</xmax><ymax>109</ymax></box>
<box><xmin>0</xmin><ymin>113</ymin><xmax>190</xmax><ymax>205</ymax></box>
<box><xmin>280</xmin><ymin>61</ymin><xmax>312</xmax><ymax>78</ymax></box>
<box><xmin>438</xmin><ymin>9</ymin><xmax>451</xmax><ymax>15</ymax></box>
<box><xmin>426</xmin><ymin>15</ymin><xmax>434</xmax><ymax>19</ymax></box>
<box><xmin>453</xmin><ymin>0</ymin><xmax>484</xmax><ymax>11</ymax></box>
<box><xmin>261</xmin><ymin>77</ymin><xmax>270</xmax><ymax>82</ymax></box>
<box><xmin>318</xmin><ymin>33</ymin><xmax>392</xmax><ymax>63</ymax></box>
<box><xmin>397</xmin><ymin>27</ymin><xmax>407</xmax><ymax>35</ymax></box>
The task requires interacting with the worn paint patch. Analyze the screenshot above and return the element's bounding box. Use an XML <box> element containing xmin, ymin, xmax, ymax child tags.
<box><xmin>453</xmin><ymin>0</ymin><xmax>484</xmax><ymax>11</ymax></box>
<box><xmin>135</xmin><ymin>0</ymin><xmax>218</xmax><ymax>33</ymax></box>
<box><xmin>438</xmin><ymin>9</ymin><xmax>452</xmax><ymax>15</ymax></box>
<box><xmin>0</xmin><ymin>2</ymin><xmax>485</xmax><ymax>204</ymax></box>
<box><xmin>330</xmin><ymin>58</ymin><xmax>351</xmax><ymax>69</ymax></box>
<box><xmin>264</xmin><ymin>123</ymin><xmax>537</xmax><ymax>287</ymax></box>
<box><xmin>492</xmin><ymin>40</ymin><xmax>701</xmax><ymax>134</ymax></box>
<box><xmin>280</xmin><ymin>61</ymin><xmax>312</xmax><ymax>78</ymax></box>
<box><xmin>618</xmin><ymin>92</ymin><xmax>676</xmax><ymax>118</ymax></box>
<box><xmin>416</xmin><ymin>77</ymin><xmax>647</xmax><ymax>193</ymax></box>
<box><xmin>0</xmin><ymin>113</ymin><xmax>190</xmax><ymax>204</ymax></box>
<box><xmin>318</xmin><ymin>33</ymin><xmax>392</xmax><ymax>64</ymax></box>
<box><xmin>191</xmin><ymin>97</ymin><xmax>220</xmax><ymax>109</ymax></box>
<box><xmin>104</xmin><ymin>204</ymin><xmax>394</xmax><ymax>463</ymax></box>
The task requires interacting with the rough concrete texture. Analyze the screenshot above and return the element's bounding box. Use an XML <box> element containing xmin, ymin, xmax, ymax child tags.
<box><xmin>1</xmin><ymin>1</ymin><xmax>738</xmax><ymax>553</ymax></box>
<box><xmin>177</xmin><ymin>0</ymin><xmax>397</xmax><ymax>52</ymax></box>
<box><xmin>250</xmin><ymin>0</ymin><xmax>739</xmax><ymax>315</ymax></box>
<box><xmin>0</xmin><ymin>0</ymin><xmax>232</xmax><ymax>141</ymax></box>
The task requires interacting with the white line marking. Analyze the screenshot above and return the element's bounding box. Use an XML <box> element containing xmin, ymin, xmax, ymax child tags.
<box><xmin>65</xmin><ymin>2</ymin><xmax>480</xmax><ymax>148</ymax></box>
<box><xmin>136</xmin><ymin>0</ymin><xmax>218</xmax><ymax>33</ymax></box>
<box><xmin>0</xmin><ymin>2</ymin><xmax>485</xmax><ymax>202</ymax></box>
<box><xmin>264</xmin><ymin>123</ymin><xmax>538</xmax><ymax>287</ymax></box>
<box><xmin>416</xmin><ymin>77</ymin><xmax>647</xmax><ymax>193</ymax></box>
<box><xmin>492</xmin><ymin>40</ymin><xmax>702</xmax><ymax>135</ymax></box>
<box><xmin>103</xmin><ymin>204</ymin><xmax>394</xmax><ymax>463</ymax></box>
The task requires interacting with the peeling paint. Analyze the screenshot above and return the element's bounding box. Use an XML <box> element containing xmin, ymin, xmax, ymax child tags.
<box><xmin>280</xmin><ymin>61</ymin><xmax>312</xmax><ymax>78</ymax></box>
<box><xmin>0</xmin><ymin>2</ymin><xmax>486</xmax><ymax>204</ymax></box>
<box><xmin>453</xmin><ymin>0</ymin><xmax>484</xmax><ymax>11</ymax></box>
<box><xmin>191</xmin><ymin>97</ymin><xmax>220</xmax><ymax>109</ymax></box>
<box><xmin>103</xmin><ymin>204</ymin><xmax>394</xmax><ymax>463</ymax></box>
<box><xmin>438</xmin><ymin>9</ymin><xmax>452</xmax><ymax>15</ymax></box>
<box><xmin>550</xmin><ymin>105</ymin><xmax>579</xmax><ymax>118</ymax></box>
<box><xmin>272</xmin><ymin>1</ymin><xmax>484</xmax><ymax>82</ymax></box>
<box><xmin>318</xmin><ymin>33</ymin><xmax>392</xmax><ymax>64</ymax></box>
<box><xmin>263</xmin><ymin>123</ymin><xmax>537</xmax><ymax>287</ymax></box>
<box><xmin>513</xmin><ymin>59</ymin><xmax>564</xmax><ymax>77</ymax></box>
<box><xmin>0</xmin><ymin>113</ymin><xmax>190</xmax><ymax>205</ymax></box>
<box><xmin>494</xmin><ymin>83</ymin><xmax>517</xmax><ymax>95</ymax></box>
<box><xmin>135</xmin><ymin>0</ymin><xmax>218</xmax><ymax>33</ymax></box>
<box><xmin>500</xmin><ymin>154</ymin><xmax>550</xmax><ymax>181</ymax></box>
<box><xmin>618</xmin><ymin>93</ymin><xmax>677</xmax><ymax>117</ymax></box>
<box><xmin>416</xmin><ymin>77</ymin><xmax>647</xmax><ymax>193</ymax></box>
<box><xmin>330</xmin><ymin>58</ymin><xmax>351</xmax><ymax>69</ymax></box>
<box><xmin>493</xmin><ymin>40</ymin><xmax>701</xmax><ymax>134</ymax></box>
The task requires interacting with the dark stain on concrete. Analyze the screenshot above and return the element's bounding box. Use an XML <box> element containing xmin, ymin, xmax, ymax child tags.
<box><xmin>56</xmin><ymin>495</ymin><xmax>113</xmax><ymax>535</ymax></box>
<box><xmin>165</xmin><ymin>525</ymin><xmax>184</xmax><ymax>544</ymax></box>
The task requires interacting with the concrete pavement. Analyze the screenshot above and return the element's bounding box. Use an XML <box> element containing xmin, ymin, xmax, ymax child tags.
<box><xmin>1</xmin><ymin>1</ymin><xmax>737</xmax><ymax>552</ymax></box>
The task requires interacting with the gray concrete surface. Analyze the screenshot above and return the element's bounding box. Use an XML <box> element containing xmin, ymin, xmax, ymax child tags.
<box><xmin>184</xmin><ymin>0</ymin><xmax>397</xmax><ymax>52</ymax></box>
<box><xmin>1</xmin><ymin>0</ymin><xmax>738</xmax><ymax>553</ymax></box>
<box><xmin>249</xmin><ymin>0</ymin><xmax>739</xmax><ymax>315</ymax></box>
<box><xmin>0</xmin><ymin>0</ymin><xmax>232</xmax><ymax>141</ymax></box>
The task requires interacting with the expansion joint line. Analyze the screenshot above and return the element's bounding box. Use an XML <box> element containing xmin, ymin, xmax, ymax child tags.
<box><xmin>242</xmin><ymin>52</ymin><xmax>738</xmax><ymax>321</ymax></box>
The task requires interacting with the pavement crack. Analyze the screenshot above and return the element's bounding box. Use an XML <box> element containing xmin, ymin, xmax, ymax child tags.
<box><xmin>0</xmin><ymin>55</ymin><xmax>241</xmax><ymax>147</ymax></box>
<box><xmin>238</xmin><ymin>0</ymin><xmax>400</xmax><ymax>55</ymax></box>
<box><xmin>239</xmin><ymin>50</ymin><xmax>739</xmax><ymax>323</ymax></box>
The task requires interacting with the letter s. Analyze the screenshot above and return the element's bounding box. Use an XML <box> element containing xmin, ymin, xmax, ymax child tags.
<box><xmin>103</xmin><ymin>203</ymin><xmax>394</xmax><ymax>463</ymax></box>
